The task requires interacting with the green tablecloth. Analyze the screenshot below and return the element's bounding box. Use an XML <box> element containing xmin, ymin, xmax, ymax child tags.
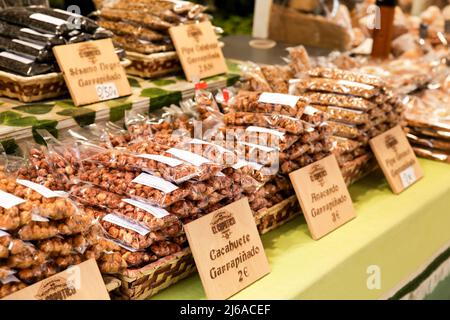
<box><xmin>152</xmin><ymin>159</ymin><xmax>450</xmax><ymax>300</ymax></box>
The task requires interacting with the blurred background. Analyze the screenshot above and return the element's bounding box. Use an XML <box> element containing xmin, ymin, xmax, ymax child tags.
<box><xmin>50</xmin><ymin>0</ymin><xmax>255</xmax><ymax>36</ymax></box>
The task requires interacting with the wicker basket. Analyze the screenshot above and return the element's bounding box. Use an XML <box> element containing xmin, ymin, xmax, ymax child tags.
<box><xmin>0</xmin><ymin>60</ymin><xmax>131</xmax><ymax>103</ymax></box>
<box><xmin>125</xmin><ymin>51</ymin><xmax>181</xmax><ymax>79</ymax></box>
<box><xmin>0</xmin><ymin>70</ymin><xmax>67</xmax><ymax>103</ymax></box>
<box><xmin>105</xmin><ymin>154</ymin><xmax>378</xmax><ymax>300</ymax></box>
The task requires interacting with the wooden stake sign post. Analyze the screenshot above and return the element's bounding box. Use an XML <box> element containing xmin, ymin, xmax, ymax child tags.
<box><xmin>369</xmin><ymin>125</ymin><xmax>424</xmax><ymax>194</ymax></box>
<box><xmin>289</xmin><ymin>155</ymin><xmax>357</xmax><ymax>240</ymax></box>
<box><xmin>184</xmin><ymin>198</ymin><xmax>270</xmax><ymax>300</ymax></box>
<box><xmin>3</xmin><ymin>259</ymin><xmax>110</xmax><ymax>300</ymax></box>
<box><xmin>53</xmin><ymin>38</ymin><xmax>131</xmax><ymax>106</ymax></box>
<box><xmin>169</xmin><ymin>21</ymin><xmax>228</xmax><ymax>81</ymax></box>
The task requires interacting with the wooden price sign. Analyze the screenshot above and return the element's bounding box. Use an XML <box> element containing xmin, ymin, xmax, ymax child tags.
<box><xmin>184</xmin><ymin>198</ymin><xmax>270</xmax><ymax>300</ymax></box>
<box><xmin>169</xmin><ymin>21</ymin><xmax>228</xmax><ymax>82</ymax></box>
<box><xmin>53</xmin><ymin>38</ymin><xmax>131</xmax><ymax>106</ymax></box>
<box><xmin>369</xmin><ymin>125</ymin><xmax>423</xmax><ymax>194</ymax></box>
<box><xmin>289</xmin><ymin>155</ymin><xmax>356</xmax><ymax>240</ymax></box>
<box><xmin>3</xmin><ymin>259</ymin><xmax>110</xmax><ymax>300</ymax></box>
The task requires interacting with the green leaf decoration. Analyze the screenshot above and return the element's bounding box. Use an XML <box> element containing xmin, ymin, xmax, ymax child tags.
<box><xmin>1</xmin><ymin>139</ymin><xmax>19</xmax><ymax>155</ymax></box>
<box><xmin>0</xmin><ymin>111</ymin><xmax>22</xmax><ymax>124</ymax></box>
<box><xmin>226</xmin><ymin>60</ymin><xmax>241</xmax><ymax>73</ymax></box>
<box><xmin>107</xmin><ymin>98</ymin><xmax>132</xmax><ymax>122</ymax></box>
<box><xmin>151</xmin><ymin>79</ymin><xmax>177</xmax><ymax>86</ymax></box>
<box><xmin>128</xmin><ymin>77</ymin><xmax>141</xmax><ymax>88</ymax></box>
<box><xmin>32</xmin><ymin>120</ymin><xmax>59</xmax><ymax>145</ymax></box>
<box><xmin>204</xmin><ymin>75</ymin><xmax>222</xmax><ymax>83</ymax></box>
<box><xmin>141</xmin><ymin>88</ymin><xmax>182</xmax><ymax>111</ymax></box>
<box><xmin>175</xmin><ymin>75</ymin><xmax>186</xmax><ymax>81</ymax></box>
<box><xmin>55</xmin><ymin>99</ymin><xmax>76</xmax><ymax>109</ymax></box>
<box><xmin>5</xmin><ymin>116</ymin><xmax>38</xmax><ymax>127</ymax></box>
<box><xmin>56</xmin><ymin>108</ymin><xmax>96</xmax><ymax>127</ymax></box>
<box><xmin>226</xmin><ymin>73</ymin><xmax>240</xmax><ymax>87</ymax></box>
<box><xmin>13</xmin><ymin>104</ymin><xmax>54</xmax><ymax>115</ymax></box>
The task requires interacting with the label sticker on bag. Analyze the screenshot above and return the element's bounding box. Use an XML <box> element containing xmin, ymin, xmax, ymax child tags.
<box><xmin>12</xmin><ymin>39</ymin><xmax>45</xmax><ymax>50</ymax></box>
<box><xmin>122</xmin><ymin>198</ymin><xmax>170</xmax><ymax>219</ymax></box>
<box><xmin>16</xmin><ymin>179</ymin><xmax>60</xmax><ymax>198</ymax></box>
<box><xmin>103</xmin><ymin>214</ymin><xmax>150</xmax><ymax>236</ymax></box>
<box><xmin>167</xmin><ymin>148</ymin><xmax>211</xmax><ymax>167</ymax></box>
<box><xmin>138</xmin><ymin>154</ymin><xmax>183</xmax><ymax>167</ymax></box>
<box><xmin>132</xmin><ymin>173</ymin><xmax>179</xmax><ymax>193</ymax></box>
<box><xmin>258</xmin><ymin>92</ymin><xmax>300</xmax><ymax>108</ymax></box>
<box><xmin>30</xmin><ymin>13</ymin><xmax>67</xmax><ymax>26</ymax></box>
<box><xmin>1</xmin><ymin>275</ymin><xmax>20</xmax><ymax>285</ymax></box>
<box><xmin>0</xmin><ymin>51</ymin><xmax>34</xmax><ymax>65</ymax></box>
<box><xmin>232</xmin><ymin>159</ymin><xmax>264</xmax><ymax>170</ymax></box>
<box><xmin>0</xmin><ymin>191</ymin><xmax>25</xmax><ymax>209</ymax></box>
<box><xmin>188</xmin><ymin>139</ymin><xmax>232</xmax><ymax>154</ymax></box>
<box><xmin>21</xmin><ymin>28</ymin><xmax>54</xmax><ymax>38</ymax></box>
<box><xmin>246</xmin><ymin>126</ymin><xmax>285</xmax><ymax>137</ymax></box>
<box><xmin>303</xmin><ymin>106</ymin><xmax>320</xmax><ymax>116</ymax></box>
<box><xmin>0</xmin><ymin>230</ymin><xmax>10</xmax><ymax>237</ymax></box>
<box><xmin>32</xmin><ymin>214</ymin><xmax>50</xmax><ymax>223</ymax></box>
<box><xmin>238</xmin><ymin>141</ymin><xmax>277</xmax><ymax>152</ymax></box>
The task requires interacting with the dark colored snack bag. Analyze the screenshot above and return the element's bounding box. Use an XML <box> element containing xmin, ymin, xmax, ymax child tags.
<box><xmin>0</xmin><ymin>51</ymin><xmax>54</xmax><ymax>76</ymax></box>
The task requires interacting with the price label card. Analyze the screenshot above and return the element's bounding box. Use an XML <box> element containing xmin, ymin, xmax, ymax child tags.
<box><xmin>3</xmin><ymin>259</ymin><xmax>110</xmax><ymax>300</ymax></box>
<box><xmin>169</xmin><ymin>21</ymin><xmax>228</xmax><ymax>81</ymax></box>
<box><xmin>184</xmin><ymin>198</ymin><xmax>270</xmax><ymax>300</ymax></box>
<box><xmin>369</xmin><ymin>125</ymin><xmax>424</xmax><ymax>194</ymax></box>
<box><xmin>53</xmin><ymin>38</ymin><xmax>131</xmax><ymax>106</ymax></box>
<box><xmin>289</xmin><ymin>155</ymin><xmax>356</xmax><ymax>240</ymax></box>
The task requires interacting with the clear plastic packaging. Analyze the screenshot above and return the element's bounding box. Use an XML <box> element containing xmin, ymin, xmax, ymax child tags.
<box><xmin>0</xmin><ymin>21</ymin><xmax>66</xmax><ymax>47</ymax></box>
<box><xmin>0</xmin><ymin>7</ymin><xmax>70</xmax><ymax>35</ymax></box>
<box><xmin>112</xmin><ymin>35</ymin><xmax>173</xmax><ymax>54</ymax></box>
<box><xmin>223</xmin><ymin>112</ymin><xmax>308</xmax><ymax>135</ymax></box>
<box><xmin>292</xmin><ymin>77</ymin><xmax>381</xmax><ymax>100</ymax></box>
<box><xmin>0</xmin><ymin>51</ymin><xmax>54</xmax><ymax>76</ymax></box>
<box><xmin>307</xmin><ymin>67</ymin><xmax>386</xmax><ymax>88</ymax></box>
<box><xmin>78</xmin><ymin>166</ymin><xmax>190</xmax><ymax>208</ymax></box>
<box><xmin>70</xmin><ymin>184</ymin><xmax>181</xmax><ymax>230</ymax></box>
<box><xmin>26</xmin><ymin>6</ymin><xmax>100</xmax><ymax>34</ymax></box>
<box><xmin>97</xmin><ymin>19</ymin><xmax>166</xmax><ymax>42</ymax></box>
<box><xmin>313</xmin><ymin>105</ymin><xmax>370</xmax><ymax>125</ymax></box>
<box><xmin>301</xmin><ymin>92</ymin><xmax>377</xmax><ymax>111</ymax></box>
<box><xmin>412</xmin><ymin>146</ymin><xmax>450</xmax><ymax>163</ymax></box>
<box><xmin>99</xmin><ymin>8</ymin><xmax>174</xmax><ymax>31</ymax></box>
<box><xmin>239</xmin><ymin>61</ymin><xmax>273</xmax><ymax>92</ymax></box>
<box><xmin>78</xmin><ymin>141</ymin><xmax>212</xmax><ymax>184</ymax></box>
<box><xmin>286</xmin><ymin>45</ymin><xmax>311</xmax><ymax>75</ymax></box>
<box><xmin>230</xmin><ymin>90</ymin><xmax>308</xmax><ymax>118</ymax></box>
<box><xmin>407</xmin><ymin>133</ymin><xmax>450</xmax><ymax>151</ymax></box>
<box><xmin>261</xmin><ymin>65</ymin><xmax>293</xmax><ymax>93</ymax></box>
<box><xmin>330</xmin><ymin>136</ymin><xmax>363</xmax><ymax>156</ymax></box>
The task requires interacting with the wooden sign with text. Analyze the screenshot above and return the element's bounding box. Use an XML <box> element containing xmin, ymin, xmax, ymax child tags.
<box><xmin>169</xmin><ymin>21</ymin><xmax>228</xmax><ymax>81</ymax></box>
<box><xmin>369</xmin><ymin>125</ymin><xmax>423</xmax><ymax>194</ymax></box>
<box><xmin>184</xmin><ymin>198</ymin><xmax>270</xmax><ymax>300</ymax></box>
<box><xmin>289</xmin><ymin>155</ymin><xmax>356</xmax><ymax>240</ymax></box>
<box><xmin>53</xmin><ymin>38</ymin><xmax>131</xmax><ymax>106</ymax></box>
<box><xmin>3</xmin><ymin>259</ymin><xmax>110</xmax><ymax>300</ymax></box>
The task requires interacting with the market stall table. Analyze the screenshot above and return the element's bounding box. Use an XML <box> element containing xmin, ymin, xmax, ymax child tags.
<box><xmin>151</xmin><ymin>159</ymin><xmax>450</xmax><ymax>300</ymax></box>
<box><xmin>0</xmin><ymin>63</ymin><xmax>240</xmax><ymax>151</ymax></box>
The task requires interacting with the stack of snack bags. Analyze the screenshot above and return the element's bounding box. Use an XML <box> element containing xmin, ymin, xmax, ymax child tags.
<box><xmin>94</xmin><ymin>0</ymin><xmax>208</xmax><ymax>55</ymax></box>
<box><xmin>240</xmin><ymin>46</ymin><xmax>407</xmax><ymax>183</ymax></box>
<box><xmin>404</xmin><ymin>85</ymin><xmax>450</xmax><ymax>163</ymax></box>
<box><xmin>0</xmin><ymin>166</ymin><xmax>96</xmax><ymax>298</ymax></box>
<box><xmin>0</xmin><ymin>2</ymin><xmax>119</xmax><ymax>77</ymax></box>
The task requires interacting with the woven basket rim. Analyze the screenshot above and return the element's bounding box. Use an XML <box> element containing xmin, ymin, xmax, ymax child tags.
<box><xmin>126</xmin><ymin>51</ymin><xmax>179</xmax><ymax>61</ymax></box>
<box><xmin>120</xmin><ymin>247</ymin><xmax>192</xmax><ymax>282</ymax></box>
